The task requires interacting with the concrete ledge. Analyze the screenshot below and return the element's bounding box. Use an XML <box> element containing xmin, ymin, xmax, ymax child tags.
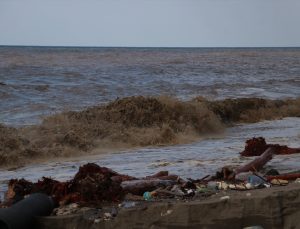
<box><xmin>37</xmin><ymin>184</ymin><xmax>300</xmax><ymax>229</ymax></box>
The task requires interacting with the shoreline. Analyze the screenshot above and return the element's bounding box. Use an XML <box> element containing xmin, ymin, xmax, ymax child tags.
<box><xmin>2</xmin><ymin>140</ymin><xmax>300</xmax><ymax>229</ymax></box>
<box><xmin>0</xmin><ymin>118</ymin><xmax>299</xmax><ymax>188</ymax></box>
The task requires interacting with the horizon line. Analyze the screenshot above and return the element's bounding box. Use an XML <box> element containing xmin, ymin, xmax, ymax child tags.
<box><xmin>1</xmin><ymin>45</ymin><xmax>300</xmax><ymax>49</ymax></box>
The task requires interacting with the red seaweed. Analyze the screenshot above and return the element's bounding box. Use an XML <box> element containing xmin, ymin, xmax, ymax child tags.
<box><xmin>240</xmin><ymin>137</ymin><xmax>300</xmax><ymax>157</ymax></box>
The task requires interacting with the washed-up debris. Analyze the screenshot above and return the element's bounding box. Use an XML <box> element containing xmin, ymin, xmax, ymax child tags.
<box><xmin>265</xmin><ymin>169</ymin><xmax>280</xmax><ymax>177</ymax></box>
<box><xmin>170</xmin><ymin>185</ymin><xmax>185</xmax><ymax>196</ymax></box>
<box><xmin>228</xmin><ymin>184</ymin><xmax>248</xmax><ymax>191</ymax></box>
<box><xmin>215</xmin><ymin>147</ymin><xmax>275</xmax><ymax>180</ymax></box>
<box><xmin>53</xmin><ymin>203</ymin><xmax>80</xmax><ymax>216</ymax></box>
<box><xmin>235</xmin><ymin>148</ymin><xmax>274</xmax><ymax>175</ymax></box>
<box><xmin>220</xmin><ymin>196</ymin><xmax>230</xmax><ymax>200</ymax></box>
<box><xmin>143</xmin><ymin>191</ymin><xmax>153</xmax><ymax>201</ymax></box>
<box><xmin>218</xmin><ymin>181</ymin><xmax>229</xmax><ymax>190</ymax></box>
<box><xmin>266</xmin><ymin>173</ymin><xmax>300</xmax><ymax>181</ymax></box>
<box><xmin>270</xmin><ymin>179</ymin><xmax>288</xmax><ymax>186</ymax></box>
<box><xmin>1</xmin><ymin>163</ymin><xmax>184</xmax><ymax>208</ymax></box>
<box><xmin>119</xmin><ymin>201</ymin><xmax>137</xmax><ymax>208</ymax></box>
<box><xmin>247</xmin><ymin>175</ymin><xmax>268</xmax><ymax>186</ymax></box>
<box><xmin>1</xmin><ymin>137</ymin><xmax>300</xmax><ymax>219</ymax></box>
<box><xmin>121</xmin><ymin>179</ymin><xmax>177</xmax><ymax>195</ymax></box>
<box><xmin>235</xmin><ymin>172</ymin><xmax>254</xmax><ymax>181</ymax></box>
<box><xmin>2</xmin><ymin>163</ymin><xmax>134</xmax><ymax>207</ymax></box>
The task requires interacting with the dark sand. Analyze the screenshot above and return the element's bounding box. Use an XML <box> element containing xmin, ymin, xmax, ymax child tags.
<box><xmin>37</xmin><ymin>183</ymin><xmax>300</xmax><ymax>229</ymax></box>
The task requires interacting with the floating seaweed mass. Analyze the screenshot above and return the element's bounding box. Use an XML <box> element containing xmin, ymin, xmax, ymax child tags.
<box><xmin>240</xmin><ymin>137</ymin><xmax>300</xmax><ymax>157</ymax></box>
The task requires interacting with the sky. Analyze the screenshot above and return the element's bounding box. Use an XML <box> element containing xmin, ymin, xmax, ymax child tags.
<box><xmin>0</xmin><ymin>0</ymin><xmax>300</xmax><ymax>47</ymax></box>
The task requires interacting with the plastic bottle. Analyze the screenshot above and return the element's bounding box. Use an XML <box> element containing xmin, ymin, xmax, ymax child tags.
<box><xmin>247</xmin><ymin>175</ymin><xmax>265</xmax><ymax>186</ymax></box>
<box><xmin>143</xmin><ymin>192</ymin><xmax>152</xmax><ymax>201</ymax></box>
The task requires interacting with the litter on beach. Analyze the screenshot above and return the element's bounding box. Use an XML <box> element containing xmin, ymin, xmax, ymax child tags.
<box><xmin>1</xmin><ymin>137</ymin><xmax>299</xmax><ymax>224</ymax></box>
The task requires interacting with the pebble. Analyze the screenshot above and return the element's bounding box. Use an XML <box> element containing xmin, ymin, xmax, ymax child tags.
<box><xmin>111</xmin><ymin>207</ymin><xmax>118</xmax><ymax>217</ymax></box>
<box><xmin>220</xmin><ymin>196</ymin><xmax>230</xmax><ymax>200</ymax></box>
<box><xmin>94</xmin><ymin>219</ymin><xmax>101</xmax><ymax>224</ymax></box>
<box><xmin>161</xmin><ymin>209</ymin><xmax>173</xmax><ymax>217</ymax></box>
<box><xmin>104</xmin><ymin>212</ymin><xmax>112</xmax><ymax>219</ymax></box>
<box><xmin>54</xmin><ymin>203</ymin><xmax>79</xmax><ymax>216</ymax></box>
<box><xmin>243</xmin><ymin>226</ymin><xmax>264</xmax><ymax>229</ymax></box>
<box><xmin>245</xmin><ymin>183</ymin><xmax>253</xmax><ymax>189</ymax></box>
<box><xmin>121</xmin><ymin>201</ymin><xmax>136</xmax><ymax>208</ymax></box>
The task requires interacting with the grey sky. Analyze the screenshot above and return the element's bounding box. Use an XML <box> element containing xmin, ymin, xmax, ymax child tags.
<box><xmin>0</xmin><ymin>0</ymin><xmax>300</xmax><ymax>47</ymax></box>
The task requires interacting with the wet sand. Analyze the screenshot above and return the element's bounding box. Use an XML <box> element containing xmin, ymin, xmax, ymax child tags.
<box><xmin>37</xmin><ymin>183</ymin><xmax>300</xmax><ymax>229</ymax></box>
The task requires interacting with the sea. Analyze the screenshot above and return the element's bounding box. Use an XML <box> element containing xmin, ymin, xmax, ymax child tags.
<box><xmin>0</xmin><ymin>46</ymin><xmax>300</xmax><ymax>199</ymax></box>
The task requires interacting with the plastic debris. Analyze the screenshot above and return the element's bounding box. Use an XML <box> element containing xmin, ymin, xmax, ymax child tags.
<box><xmin>143</xmin><ymin>192</ymin><xmax>153</xmax><ymax>201</ymax></box>
<box><xmin>235</xmin><ymin>172</ymin><xmax>253</xmax><ymax>181</ymax></box>
<box><xmin>217</xmin><ymin>181</ymin><xmax>229</xmax><ymax>190</ymax></box>
<box><xmin>196</xmin><ymin>185</ymin><xmax>210</xmax><ymax>193</ymax></box>
<box><xmin>170</xmin><ymin>185</ymin><xmax>185</xmax><ymax>196</ymax></box>
<box><xmin>247</xmin><ymin>175</ymin><xmax>266</xmax><ymax>186</ymax></box>
<box><xmin>207</xmin><ymin>181</ymin><xmax>218</xmax><ymax>190</ymax></box>
<box><xmin>121</xmin><ymin>201</ymin><xmax>137</xmax><ymax>208</ymax></box>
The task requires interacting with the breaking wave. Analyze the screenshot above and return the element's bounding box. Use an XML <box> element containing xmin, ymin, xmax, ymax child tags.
<box><xmin>1</xmin><ymin>96</ymin><xmax>299</xmax><ymax>167</ymax></box>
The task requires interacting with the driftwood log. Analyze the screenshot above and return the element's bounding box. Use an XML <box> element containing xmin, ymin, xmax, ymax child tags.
<box><xmin>121</xmin><ymin>171</ymin><xmax>181</xmax><ymax>195</ymax></box>
<box><xmin>235</xmin><ymin>147</ymin><xmax>275</xmax><ymax>174</ymax></box>
<box><xmin>217</xmin><ymin>147</ymin><xmax>275</xmax><ymax>180</ymax></box>
<box><xmin>121</xmin><ymin>179</ymin><xmax>177</xmax><ymax>195</ymax></box>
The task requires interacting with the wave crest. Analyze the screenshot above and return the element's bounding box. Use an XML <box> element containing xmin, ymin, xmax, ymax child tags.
<box><xmin>1</xmin><ymin>96</ymin><xmax>299</xmax><ymax>167</ymax></box>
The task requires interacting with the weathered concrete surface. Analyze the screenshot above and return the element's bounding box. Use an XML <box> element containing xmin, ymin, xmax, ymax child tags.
<box><xmin>37</xmin><ymin>184</ymin><xmax>300</xmax><ymax>229</ymax></box>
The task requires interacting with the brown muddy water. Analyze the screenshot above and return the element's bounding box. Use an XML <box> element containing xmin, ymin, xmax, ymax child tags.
<box><xmin>0</xmin><ymin>47</ymin><xmax>300</xmax><ymax>200</ymax></box>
